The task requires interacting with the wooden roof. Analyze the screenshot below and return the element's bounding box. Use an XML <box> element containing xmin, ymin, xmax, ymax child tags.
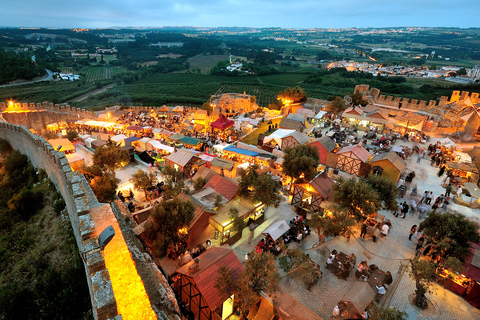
<box><xmin>279</xmin><ymin>118</ymin><xmax>302</xmax><ymax>130</ymax></box>
<box><xmin>166</xmin><ymin>150</ymin><xmax>199</xmax><ymax>168</ymax></box>
<box><xmin>177</xmin><ymin>193</ymin><xmax>214</xmax><ymax>229</ymax></box>
<box><xmin>210</xmin><ymin>157</ymin><xmax>236</xmax><ymax>171</ymax></box>
<box><xmin>203</xmin><ymin>174</ymin><xmax>239</xmax><ymax>201</ymax></box>
<box><xmin>337</xmin><ymin>144</ymin><xmax>372</xmax><ymax>162</ymax></box>
<box><xmin>309</xmin><ymin>172</ymin><xmax>335</xmax><ymax>199</ymax></box>
<box><xmin>369</xmin><ymin>151</ymin><xmax>407</xmax><ymax>172</ymax></box>
<box><xmin>175</xmin><ymin>247</ymin><xmax>244</xmax><ymax>312</ymax></box>
<box><xmin>192</xmin><ymin>166</ymin><xmax>220</xmax><ymax>182</ymax></box>
<box><xmin>308</xmin><ymin>136</ymin><xmax>336</xmax><ymax>152</ymax></box>
<box><xmin>286</xmin><ymin>131</ymin><xmax>311</xmax><ymax>145</ymax></box>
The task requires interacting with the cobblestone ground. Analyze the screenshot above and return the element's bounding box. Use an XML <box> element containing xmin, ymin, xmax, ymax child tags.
<box><xmin>231</xmin><ymin>152</ymin><xmax>480</xmax><ymax>320</ymax></box>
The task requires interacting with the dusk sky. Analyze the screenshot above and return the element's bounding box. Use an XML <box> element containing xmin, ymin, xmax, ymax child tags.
<box><xmin>2</xmin><ymin>0</ymin><xmax>479</xmax><ymax>29</ymax></box>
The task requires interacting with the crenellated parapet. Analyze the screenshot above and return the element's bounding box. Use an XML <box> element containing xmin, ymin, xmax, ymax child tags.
<box><xmin>1</xmin><ymin>100</ymin><xmax>97</xmax><ymax>119</ymax></box>
<box><xmin>354</xmin><ymin>84</ymin><xmax>480</xmax><ymax>111</ymax></box>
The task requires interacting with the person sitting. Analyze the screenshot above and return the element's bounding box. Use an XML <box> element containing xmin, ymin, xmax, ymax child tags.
<box><xmin>384</xmin><ymin>271</ymin><xmax>393</xmax><ymax>286</ymax></box>
<box><xmin>375</xmin><ymin>284</ymin><xmax>386</xmax><ymax>302</ymax></box>
<box><xmin>355</xmin><ymin>260</ymin><xmax>368</xmax><ymax>280</ymax></box>
<box><xmin>296</xmin><ymin>231</ymin><xmax>303</xmax><ymax>242</ymax></box>
<box><xmin>381</xmin><ymin>223</ymin><xmax>389</xmax><ymax>237</ymax></box>
<box><xmin>326</xmin><ymin>250</ymin><xmax>337</xmax><ymax>270</ymax></box>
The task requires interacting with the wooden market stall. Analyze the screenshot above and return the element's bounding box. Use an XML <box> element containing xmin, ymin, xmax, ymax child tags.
<box><xmin>165</xmin><ymin>150</ymin><xmax>202</xmax><ymax>178</ymax></box>
<box><xmin>367</xmin><ymin>151</ymin><xmax>407</xmax><ymax>184</ymax></box>
<box><xmin>47</xmin><ymin>138</ymin><xmax>75</xmax><ymax>154</ymax></box>
<box><xmin>209</xmin><ymin>197</ymin><xmax>265</xmax><ymax>245</ymax></box>
<box><xmin>291</xmin><ymin>171</ymin><xmax>335</xmax><ymax>212</ymax></box>
<box><xmin>308</xmin><ymin>136</ymin><xmax>337</xmax><ymax>166</ymax></box>
<box><xmin>171</xmin><ymin>247</ymin><xmax>244</xmax><ymax>320</ymax></box>
<box><xmin>446</xmin><ymin>161</ymin><xmax>479</xmax><ymax>184</ymax></box>
<box><xmin>336</xmin><ymin>144</ymin><xmax>372</xmax><ymax>177</ymax></box>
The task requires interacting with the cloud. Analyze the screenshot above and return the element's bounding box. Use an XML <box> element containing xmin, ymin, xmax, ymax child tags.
<box><xmin>1</xmin><ymin>0</ymin><xmax>479</xmax><ymax>28</ymax></box>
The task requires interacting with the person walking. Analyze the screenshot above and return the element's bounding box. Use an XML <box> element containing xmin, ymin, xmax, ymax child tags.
<box><xmin>445</xmin><ymin>184</ymin><xmax>452</xmax><ymax>197</ymax></box>
<box><xmin>409</xmin><ymin>225</ymin><xmax>417</xmax><ymax>241</ymax></box>
<box><xmin>419</xmin><ymin>191</ymin><xmax>428</xmax><ymax>204</ymax></box>
<box><xmin>401</xmin><ymin>201</ymin><xmax>409</xmax><ymax>219</ymax></box>
<box><xmin>426</xmin><ymin>192</ymin><xmax>433</xmax><ymax>205</ymax></box>
<box><xmin>360</xmin><ymin>223</ymin><xmax>367</xmax><ymax>241</ymax></box>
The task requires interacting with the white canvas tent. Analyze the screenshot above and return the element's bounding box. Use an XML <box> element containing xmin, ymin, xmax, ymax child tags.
<box><xmin>111</xmin><ymin>134</ymin><xmax>127</xmax><ymax>142</ymax></box>
<box><xmin>262</xmin><ymin>220</ymin><xmax>290</xmax><ymax>241</ymax></box>
<box><xmin>453</xmin><ymin>150</ymin><xmax>472</xmax><ymax>163</ymax></box>
<box><xmin>147</xmin><ymin>140</ymin><xmax>175</xmax><ymax>153</ymax></box>
<box><xmin>440</xmin><ymin>138</ymin><xmax>456</xmax><ymax>149</ymax></box>
<box><xmin>314</xmin><ymin>111</ymin><xmax>327</xmax><ymax>120</ymax></box>
<box><xmin>263</xmin><ymin>129</ymin><xmax>296</xmax><ymax>149</ymax></box>
<box><xmin>340</xmin><ymin>282</ymin><xmax>376</xmax><ymax>315</ymax></box>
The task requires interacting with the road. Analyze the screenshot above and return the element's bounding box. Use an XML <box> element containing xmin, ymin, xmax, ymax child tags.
<box><xmin>0</xmin><ymin>69</ymin><xmax>54</xmax><ymax>88</ymax></box>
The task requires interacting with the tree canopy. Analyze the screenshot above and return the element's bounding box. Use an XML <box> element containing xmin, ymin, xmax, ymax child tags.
<box><xmin>361</xmin><ymin>174</ymin><xmax>398</xmax><ymax>212</ymax></box>
<box><xmin>282</xmin><ymin>144</ymin><xmax>320</xmax><ymax>184</ymax></box>
<box><xmin>93</xmin><ymin>139</ymin><xmax>129</xmax><ymax>177</ymax></box>
<box><xmin>252</xmin><ymin>173</ymin><xmax>283</xmax><ymax>208</ymax></box>
<box><xmin>277</xmin><ymin>86</ymin><xmax>307</xmax><ymax>104</ymax></box>
<box><xmin>145</xmin><ymin>197</ymin><xmax>195</xmax><ymax>257</ymax></box>
<box><xmin>419</xmin><ymin>211</ymin><xmax>480</xmax><ymax>259</ymax></box>
<box><xmin>333</xmin><ymin>177</ymin><xmax>381</xmax><ymax>220</ymax></box>
<box><xmin>328</xmin><ymin>96</ymin><xmax>347</xmax><ymax>114</ymax></box>
<box><xmin>129</xmin><ymin>169</ymin><xmax>157</xmax><ymax>200</ymax></box>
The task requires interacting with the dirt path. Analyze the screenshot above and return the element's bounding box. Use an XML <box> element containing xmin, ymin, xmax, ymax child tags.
<box><xmin>71</xmin><ymin>83</ymin><xmax>116</xmax><ymax>102</ymax></box>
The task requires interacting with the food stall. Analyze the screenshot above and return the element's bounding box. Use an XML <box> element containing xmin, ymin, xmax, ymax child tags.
<box><xmin>437</xmin><ymin>269</ymin><xmax>472</xmax><ymax>296</ymax></box>
<box><xmin>445</xmin><ymin>161</ymin><xmax>479</xmax><ymax>184</ymax></box>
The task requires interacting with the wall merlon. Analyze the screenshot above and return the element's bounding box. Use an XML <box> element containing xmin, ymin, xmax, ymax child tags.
<box><xmin>79</xmin><ymin>213</ymin><xmax>95</xmax><ymax>239</ymax></box>
<box><xmin>76</xmin><ymin>196</ymin><xmax>91</xmax><ymax>216</ymax></box>
<box><xmin>91</xmin><ymin>269</ymin><xmax>117</xmax><ymax>320</ymax></box>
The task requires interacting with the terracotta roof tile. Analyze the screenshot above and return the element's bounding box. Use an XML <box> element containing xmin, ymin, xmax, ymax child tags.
<box><xmin>204</xmin><ymin>175</ymin><xmax>239</xmax><ymax>201</ymax></box>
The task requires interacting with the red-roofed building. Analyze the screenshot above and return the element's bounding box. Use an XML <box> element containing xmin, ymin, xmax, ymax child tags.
<box><xmin>177</xmin><ymin>193</ymin><xmax>215</xmax><ymax>249</ymax></box>
<box><xmin>203</xmin><ymin>175</ymin><xmax>239</xmax><ymax>201</ymax></box>
<box><xmin>172</xmin><ymin>247</ymin><xmax>244</xmax><ymax>320</ymax></box>
<box><xmin>336</xmin><ymin>144</ymin><xmax>372</xmax><ymax>176</ymax></box>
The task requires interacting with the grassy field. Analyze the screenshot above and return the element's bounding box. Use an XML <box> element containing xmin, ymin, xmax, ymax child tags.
<box><xmin>185</xmin><ymin>55</ymin><xmax>229</xmax><ymax>73</ymax></box>
<box><xmin>242</xmin><ymin>117</ymin><xmax>282</xmax><ymax>145</ymax></box>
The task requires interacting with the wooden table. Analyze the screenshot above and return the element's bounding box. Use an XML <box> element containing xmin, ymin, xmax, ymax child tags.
<box><xmin>368</xmin><ymin>269</ymin><xmax>386</xmax><ymax>290</ymax></box>
<box><xmin>331</xmin><ymin>252</ymin><xmax>353</xmax><ymax>279</ymax></box>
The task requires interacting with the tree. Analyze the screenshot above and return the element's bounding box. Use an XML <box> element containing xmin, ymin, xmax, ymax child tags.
<box><xmin>161</xmin><ymin>166</ymin><xmax>186</xmax><ymax>199</ymax></box>
<box><xmin>457</xmin><ymin>68</ymin><xmax>467</xmax><ymax>76</ymax></box>
<box><xmin>333</xmin><ymin>177</ymin><xmax>381</xmax><ymax>220</ymax></box>
<box><xmin>193</xmin><ymin>177</ymin><xmax>207</xmax><ymax>191</ymax></box>
<box><xmin>67</xmin><ymin>130</ymin><xmax>78</xmax><ymax>142</ymax></box>
<box><xmin>90</xmin><ymin>174</ymin><xmax>118</xmax><ymax>203</ymax></box>
<box><xmin>408</xmin><ymin>258</ymin><xmax>437</xmax><ymax>309</ymax></box>
<box><xmin>93</xmin><ymin>139</ymin><xmax>129</xmax><ymax>177</ymax></box>
<box><xmin>308</xmin><ymin>205</ymin><xmax>355</xmax><ymax>244</ymax></box>
<box><xmin>252</xmin><ymin>173</ymin><xmax>282</xmax><ymax>208</ymax></box>
<box><xmin>145</xmin><ymin>197</ymin><xmax>195</xmax><ymax>257</ymax></box>
<box><xmin>361</xmin><ymin>174</ymin><xmax>398</xmax><ymax>212</ymax></box>
<box><xmin>279</xmin><ymin>248</ymin><xmax>319</xmax><ymax>290</ymax></box>
<box><xmin>282</xmin><ymin>144</ymin><xmax>320</xmax><ymax>186</ymax></box>
<box><xmin>238</xmin><ymin>164</ymin><xmax>259</xmax><ymax>198</ymax></box>
<box><xmin>328</xmin><ymin>96</ymin><xmax>346</xmax><ymax>114</ymax></box>
<box><xmin>229</xmin><ymin>207</ymin><xmax>246</xmax><ymax>233</ymax></box>
<box><xmin>368</xmin><ymin>305</ymin><xmax>408</xmax><ymax>320</ymax></box>
<box><xmin>277</xmin><ymin>86</ymin><xmax>307</xmax><ymax>105</ymax></box>
<box><xmin>419</xmin><ymin>211</ymin><xmax>480</xmax><ymax>259</ymax></box>
<box><xmin>215</xmin><ymin>252</ymin><xmax>279</xmax><ymax>319</ymax></box>
<box><xmin>129</xmin><ymin>169</ymin><xmax>157</xmax><ymax>200</ymax></box>
<box><xmin>351</xmin><ymin>92</ymin><xmax>367</xmax><ymax>107</ymax></box>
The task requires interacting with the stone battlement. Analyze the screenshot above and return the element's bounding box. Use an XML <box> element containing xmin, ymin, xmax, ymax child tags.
<box><xmin>0</xmin><ymin>117</ymin><xmax>179</xmax><ymax>320</ymax></box>
<box><xmin>354</xmin><ymin>84</ymin><xmax>480</xmax><ymax>111</ymax></box>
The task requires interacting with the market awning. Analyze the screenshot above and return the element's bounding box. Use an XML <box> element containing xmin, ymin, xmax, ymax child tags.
<box><xmin>340</xmin><ymin>282</ymin><xmax>376</xmax><ymax>314</ymax></box>
<box><xmin>180</xmin><ymin>136</ymin><xmax>201</xmax><ymax>146</ymax></box>
<box><xmin>48</xmin><ymin>138</ymin><xmax>75</xmax><ymax>152</ymax></box>
<box><xmin>127</xmin><ymin>126</ymin><xmax>143</xmax><ymax>131</ymax></box>
<box><xmin>211</xmin><ymin>114</ymin><xmax>235</xmax><ymax>130</ymax></box>
<box><xmin>111</xmin><ymin>134</ymin><xmax>127</xmax><ymax>142</ymax></box>
<box><xmin>147</xmin><ymin>140</ymin><xmax>175</xmax><ymax>153</ymax></box>
<box><xmin>314</xmin><ymin>111</ymin><xmax>327</xmax><ymax>120</ymax></box>
<box><xmin>224</xmin><ymin>145</ymin><xmax>260</xmax><ymax>157</ymax></box>
<box><xmin>125</xmin><ymin>136</ymin><xmax>140</xmax><ymax>142</ymax></box>
<box><xmin>463</xmin><ymin>183</ymin><xmax>480</xmax><ymax>199</ymax></box>
<box><xmin>262</xmin><ymin>220</ymin><xmax>290</xmax><ymax>241</ymax></box>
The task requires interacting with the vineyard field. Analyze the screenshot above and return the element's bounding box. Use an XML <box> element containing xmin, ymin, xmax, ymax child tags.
<box><xmin>84</xmin><ymin>66</ymin><xmax>126</xmax><ymax>82</ymax></box>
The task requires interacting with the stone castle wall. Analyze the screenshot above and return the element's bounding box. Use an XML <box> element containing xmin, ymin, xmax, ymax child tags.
<box><xmin>354</xmin><ymin>84</ymin><xmax>480</xmax><ymax>111</ymax></box>
<box><xmin>0</xmin><ymin>120</ymin><xmax>118</xmax><ymax>320</ymax></box>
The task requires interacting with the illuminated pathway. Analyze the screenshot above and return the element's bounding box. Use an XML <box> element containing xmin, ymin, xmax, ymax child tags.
<box><xmin>91</xmin><ymin>204</ymin><xmax>157</xmax><ymax>320</ymax></box>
